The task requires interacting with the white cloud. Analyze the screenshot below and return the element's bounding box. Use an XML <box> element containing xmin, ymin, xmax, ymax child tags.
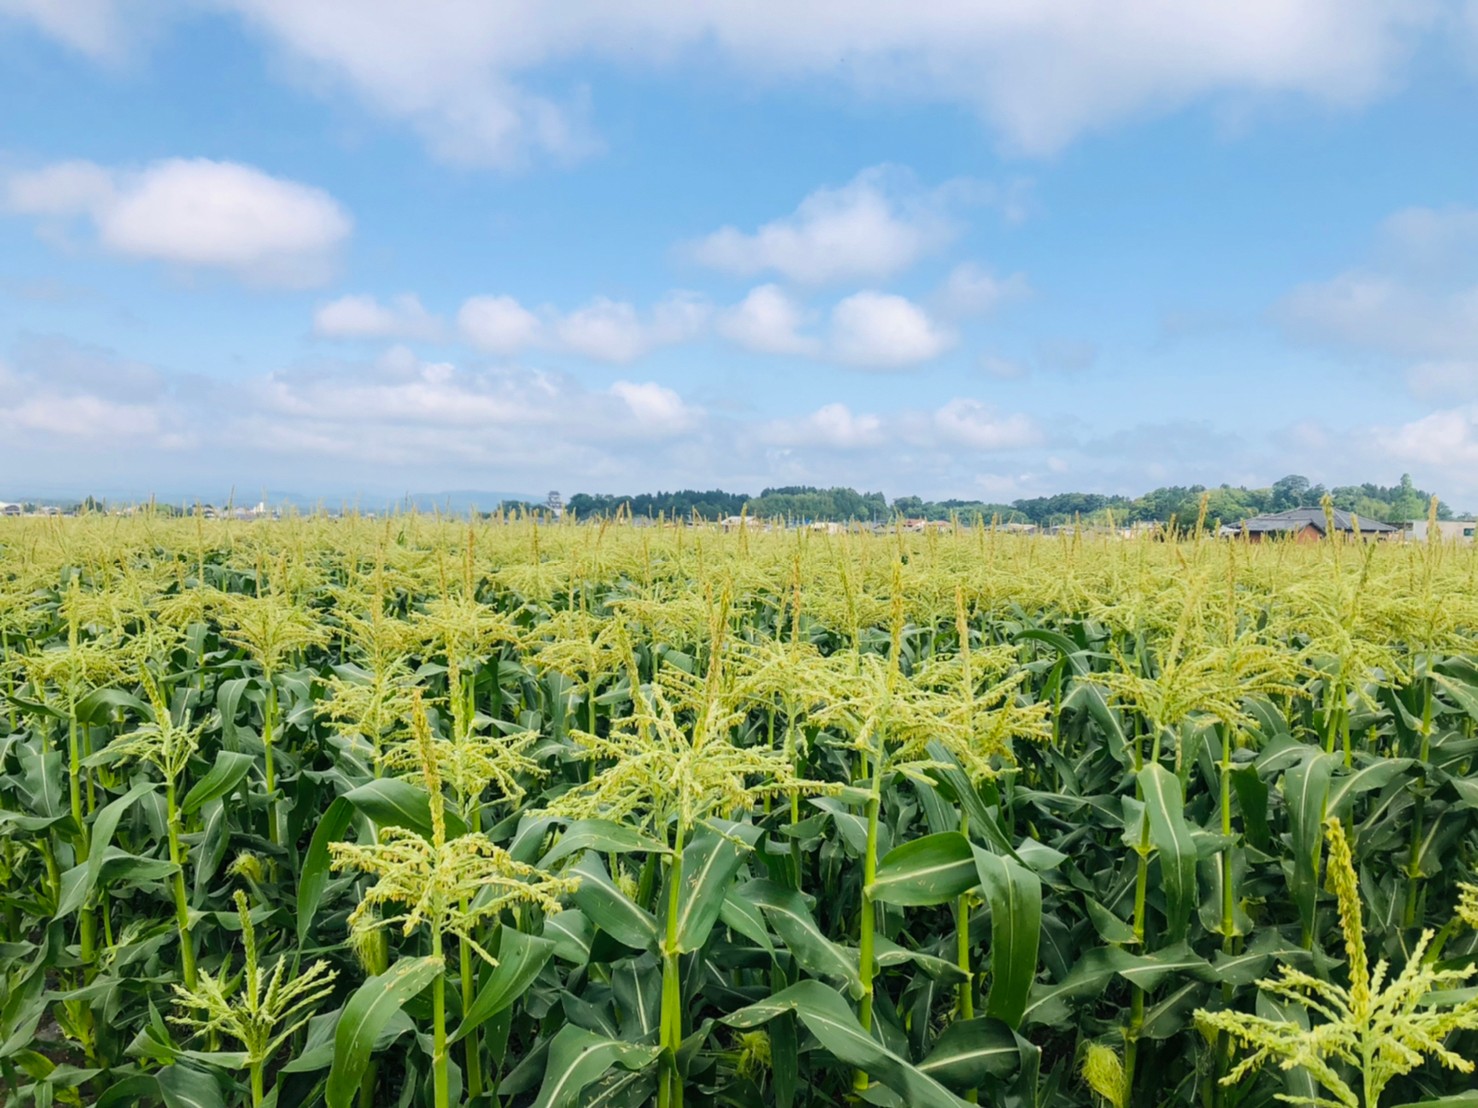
<box><xmin>0</xmin><ymin>341</ymin><xmax>191</xmax><ymax>450</ymax></box>
<box><xmin>4</xmin><ymin>158</ymin><xmax>351</xmax><ymax>287</ymax></box>
<box><xmin>1407</xmin><ymin>360</ymin><xmax>1478</xmax><ymax>399</ymax></box>
<box><xmin>716</xmin><ymin>284</ymin><xmax>819</xmax><ymax>355</ymax></box>
<box><xmin>0</xmin><ymin>332</ymin><xmax>1062</xmax><ymax>497</ymax></box>
<box><xmin>685</xmin><ymin>166</ymin><xmax>959</xmax><ymax>285</ymax></box>
<box><xmin>0</xmin><ymin>0</ymin><xmax>133</xmax><ymax>58</ymax></box>
<box><xmin>4</xmin><ymin>160</ymin><xmax>116</xmax><ymax>216</ymax></box>
<box><xmin>1375</xmin><ymin>405</ymin><xmax>1478</xmax><ymax>470</ymax></box>
<box><xmin>1279</xmin><ymin>206</ymin><xmax>1478</xmax><ymax>381</ymax></box>
<box><xmin>936</xmin><ymin>262</ymin><xmax>1030</xmax><ymax>319</ymax></box>
<box><xmin>930</xmin><ymin>398</ymin><xmax>1042</xmax><ymax>450</ymax></box>
<box><xmin>557</xmin><ymin>296</ymin><xmax>678</xmax><ymax>363</ymax></box>
<box><xmin>1377</xmin><ymin>204</ymin><xmax>1478</xmax><ymax>275</ymax></box>
<box><xmin>314</xmin><ymin>293</ymin><xmax>442</xmax><ymax>340</ymax></box>
<box><xmin>13</xmin><ymin>1</ymin><xmax>1428</xmax><ymax>166</ymax></box>
<box><xmin>830</xmin><ymin>291</ymin><xmax>954</xmax><ymax>369</ymax></box>
<box><xmin>764</xmin><ymin>403</ymin><xmax>886</xmax><ymax>450</ymax></box>
<box><xmin>457</xmin><ymin>295</ymin><xmax>544</xmax><ymax>355</ymax></box>
<box><xmin>763</xmin><ymin>396</ymin><xmax>1040</xmax><ymax>457</ymax></box>
<box><xmin>458</xmin><ymin>291</ymin><xmax>708</xmax><ymax>362</ymax></box>
<box><xmin>609</xmin><ymin>380</ymin><xmax>703</xmax><ymax>436</ymax></box>
<box><xmin>238</xmin><ymin>351</ymin><xmax>711</xmax><ymax>466</ymax></box>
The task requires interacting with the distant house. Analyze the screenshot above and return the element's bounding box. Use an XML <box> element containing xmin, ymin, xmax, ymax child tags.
<box><xmin>1404</xmin><ymin>519</ymin><xmax>1476</xmax><ymax>543</ymax></box>
<box><xmin>0</xmin><ymin>502</ymin><xmax>21</xmax><ymax>516</ymax></box>
<box><xmin>1220</xmin><ymin>508</ymin><xmax>1397</xmax><ymax>543</ymax></box>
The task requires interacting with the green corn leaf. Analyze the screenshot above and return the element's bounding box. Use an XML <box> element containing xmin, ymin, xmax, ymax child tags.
<box><xmin>722</xmin><ymin>980</ymin><xmax>970</xmax><ymax>1108</ymax></box>
<box><xmin>1022</xmin><ymin>943</ymin><xmax>1216</xmax><ymax>1026</ymax></box>
<box><xmin>324</xmin><ymin>955</ymin><xmax>443</xmax><ymax>1108</ymax></box>
<box><xmin>719</xmin><ymin>889</ymin><xmax>774</xmax><ymax>955</ymax></box>
<box><xmin>666</xmin><ymin>820</ymin><xmax>760</xmax><ymax>954</ymax></box>
<box><xmin>869</xmin><ymin>831</ymin><xmax>977</xmax><ymax>906</ymax></box>
<box><xmin>1230</xmin><ymin>763</ymin><xmax>1270</xmax><ymax>851</ymax></box>
<box><xmin>538</xmin><ymin>818</ymin><xmax>669</xmax><ymax>868</ymax></box>
<box><xmin>1137</xmin><ymin>764</ymin><xmax>1198</xmax><ymax>943</ymax></box>
<box><xmin>180</xmin><ymin>751</ymin><xmax>254</xmax><ymax>816</ymax></box>
<box><xmin>74</xmin><ymin>688</ymin><xmax>148</xmax><ymax>725</ymax></box>
<box><xmin>1284</xmin><ymin>751</ymin><xmax>1338</xmax><ymax>941</ymax></box>
<box><xmin>875</xmin><ymin>936</ymin><xmax>968</xmax><ymax>983</ymax></box>
<box><xmin>742</xmin><ymin>879</ymin><xmax>862</xmax><ymax>995</ymax></box>
<box><xmin>341</xmin><ymin>778</ymin><xmax>468</xmax><ymax>840</ymax></box>
<box><xmin>1326</xmin><ymin>756</ymin><xmax>1415</xmax><ymax>820</ymax></box>
<box><xmin>452</xmin><ymin>929</ymin><xmax>556</xmax><ymax>1043</ymax></box>
<box><xmin>545</xmin><ymin>909</ymin><xmax>595</xmax><ymax>966</ymax></box>
<box><xmin>530</xmin><ymin>1025</ymin><xmax>661</xmax><ymax>1108</ymax></box>
<box><xmin>923</xmin><ymin>742</ymin><xmax>1017</xmax><ymax>857</ymax></box>
<box><xmin>295</xmin><ymin>795</ymin><xmax>356</xmax><ymax>943</ymax></box>
<box><xmin>569</xmin><ymin>853</ymin><xmax>659</xmax><ymax>951</ymax></box>
<box><xmin>18</xmin><ymin>746</ymin><xmax>64</xmax><ymax>820</ymax></box>
<box><xmin>610</xmin><ymin>953</ymin><xmax>662</xmax><ymax>1039</ymax></box>
<box><xmin>55</xmin><ymin>780</ymin><xmax>157</xmax><ymax>918</ymax></box>
<box><xmin>1084</xmin><ymin>896</ymin><xmax>1137</xmax><ymax>945</ymax></box>
<box><xmin>972</xmin><ymin>847</ymin><xmax>1041</xmax><ymax>1029</ymax></box>
<box><xmin>916</xmin><ymin>1016</ymin><xmax>1026</xmax><ymax>1089</ymax></box>
<box><xmin>770</xmin><ymin>1006</ymin><xmax>799</xmax><ymax>1108</ymax></box>
<box><xmin>156</xmin><ymin>1062</ymin><xmax>226</xmax><ymax>1108</ymax></box>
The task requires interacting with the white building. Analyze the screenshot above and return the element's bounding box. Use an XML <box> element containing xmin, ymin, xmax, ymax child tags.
<box><xmin>1404</xmin><ymin>519</ymin><xmax>1476</xmax><ymax>543</ymax></box>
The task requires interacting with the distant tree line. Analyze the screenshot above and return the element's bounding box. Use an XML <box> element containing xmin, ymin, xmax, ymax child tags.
<box><xmin>562</xmin><ymin>474</ymin><xmax>1455</xmax><ymax>526</ymax></box>
<box><xmin>564</xmin><ymin>490</ymin><xmax>751</xmax><ymax>520</ymax></box>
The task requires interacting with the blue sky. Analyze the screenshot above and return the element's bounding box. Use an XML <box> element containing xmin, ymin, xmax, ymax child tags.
<box><xmin>3</xmin><ymin>2</ymin><xmax>1478</xmax><ymax>506</ymax></box>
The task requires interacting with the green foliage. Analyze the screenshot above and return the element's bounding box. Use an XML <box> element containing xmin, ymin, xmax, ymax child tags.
<box><xmin>0</xmin><ymin>513</ymin><xmax>1476</xmax><ymax>1108</ymax></box>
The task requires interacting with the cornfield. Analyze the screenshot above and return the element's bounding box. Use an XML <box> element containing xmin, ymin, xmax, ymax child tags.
<box><xmin>2</xmin><ymin>510</ymin><xmax>1477</xmax><ymax>1108</ymax></box>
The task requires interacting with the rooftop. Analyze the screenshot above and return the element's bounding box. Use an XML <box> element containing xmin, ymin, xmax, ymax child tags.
<box><xmin>1232</xmin><ymin>507</ymin><xmax>1397</xmax><ymax>534</ymax></box>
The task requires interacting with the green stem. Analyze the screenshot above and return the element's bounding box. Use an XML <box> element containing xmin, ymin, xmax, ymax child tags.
<box><xmin>461</xmin><ymin>928</ymin><xmax>483</xmax><ymax>1103</ymax></box>
<box><xmin>166</xmin><ymin>778</ymin><xmax>198</xmax><ymax>990</ymax></box>
<box><xmin>955</xmin><ymin>815</ymin><xmax>977</xmax><ymax>1104</ymax></box>
<box><xmin>1125</xmin><ymin>802</ymin><xmax>1153</xmax><ymax>1100</ymax></box>
<box><xmin>763</xmin><ymin>707</ymin><xmax>775</xmax><ymax>815</ymax></box>
<box><xmin>1403</xmin><ymin>668</ymin><xmax>1434</xmax><ymax>929</ymax></box>
<box><xmin>250</xmin><ymin>1061</ymin><xmax>265</xmax><ymax>1108</ymax></box>
<box><xmin>66</xmin><ymin>698</ymin><xmax>98</xmax><ymax>993</ymax></box>
<box><xmin>432</xmin><ymin>962</ymin><xmax>449</xmax><ymax>1108</ymax></box>
<box><xmin>1214</xmin><ymin>724</ymin><xmax>1237</xmax><ymax>1107</ymax></box>
<box><xmin>855</xmin><ymin>754</ymin><xmax>884</xmax><ymax>1095</ymax></box>
<box><xmin>659</xmin><ymin>821</ymin><xmax>687</xmax><ymax>1108</ymax></box>
<box><xmin>955</xmin><ymin>811</ymin><xmax>973</xmax><ymax>1020</ymax></box>
<box><xmin>358</xmin><ymin>927</ymin><xmax>389</xmax><ymax>1108</ymax></box>
<box><xmin>263</xmin><ymin>678</ymin><xmax>280</xmax><ymax>847</ymax></box>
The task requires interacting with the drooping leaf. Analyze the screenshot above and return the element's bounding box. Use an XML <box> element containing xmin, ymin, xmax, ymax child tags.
<box><xmin>325</xmin><ymin>956</ymin><xmax>443</xmax><ymax>1108</ymax></box>
<box><xmin>296</xmin><ymin>795</ymin><xmax>355</xmax><ymax>943</ymax></box>
<box><xmin>742</xmin><ymin>880</ymin><xmax>862</xmax><ymax>996</ymax></box>
<box><xmin>1137</xmin><ymin>764</ymin><xmax>1198</xmax><ymax>943</ymax></box>
<box><xmin>180</xmin><ymin>751</ymin><xmax>254</xmax><ymax>816</ymax></box>
<box><xmin>569</xmin><ymin>853</ymin><xmax>658</xmax><ymax>951</ymax></box>
<box><xmin>972</xmin><ymin>847</ymin><xmax>1040</xmax><ymax>1029</ymax></box>
<box><xmin>672</xmin><ymin>821</ymin><xmax>759</xmax><ymax>953</ymax></box>
<box><xmin>538</xmin><ymin>819</ymin><xmax>668</xmax><ymax>868</ymax></box>
<box><xmin>55</xmin><ymin>780</ymin><xmax>157</xmax><ymax>918</ymax></box>
<box><xmin>917</xmin><ymin>1017</ymin><xmax>1026</xmax><ymax>1089</ymax></box>
<box><xmin>341</xmin><ymin>778</ymin><xmax>468</xmax><ymax>840</ymax></box>
<box><xmin>530</xmin><ymin>1025</ymin><xmax>661</xmax><ymax>1108</ymax></box>
<box><xmin>869</xmin><ymin>831</ymin><xmax>977</xmax><ymax>907</ymax></box>
<box><xmin>723</xmin><ymin>980</ymin><xmax>969</xmax><ymax>1108</ymax></box>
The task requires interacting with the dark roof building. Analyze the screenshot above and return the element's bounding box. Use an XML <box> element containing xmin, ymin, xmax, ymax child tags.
<box><xmin>1220</xmin><ymin>508</ymin><xmax>1397</xmax><ymax>543</ymax></box>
